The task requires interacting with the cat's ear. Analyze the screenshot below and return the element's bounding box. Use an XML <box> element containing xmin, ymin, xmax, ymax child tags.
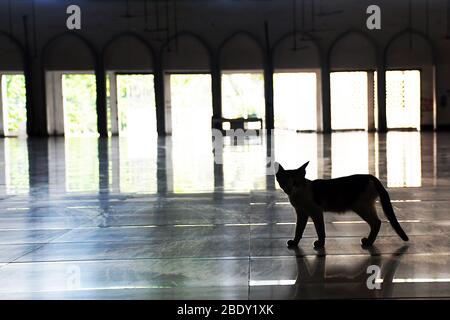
<box><xmin>274</xmin><ymin>162</ymin><xmax>284</xmax><ymax>173</ymax></box>
<box><xmin>295</xmin><ymin>161</ymin><xmax>309</xmax><ymax>177</ymax></box>
<box><xmin>298</xmin><ymin>161</ymin><xmax>309</xmax><ymax>171</ymax></box>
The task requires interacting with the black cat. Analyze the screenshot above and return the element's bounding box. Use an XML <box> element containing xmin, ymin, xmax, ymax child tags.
<box><xmin>275</xmin><ymin>161</ymin><xmax>409</xmax><ymax>248</ymax></box>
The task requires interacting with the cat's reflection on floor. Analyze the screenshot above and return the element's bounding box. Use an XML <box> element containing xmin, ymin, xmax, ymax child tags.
<box><xmin>287</xmin><ymin>245</ymin><xmax>409</xmax><ymax>299</ymax></box>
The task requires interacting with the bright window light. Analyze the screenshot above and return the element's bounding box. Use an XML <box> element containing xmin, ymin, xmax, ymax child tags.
<box><xmin>116</xmin><ymin>74</ymin><xmax>157</xmax><ymax>137</ymax></box>
<box><xmin>170</xmin><ymin>74</ymin><xmax>212</xmax><ymax>137</ymax></box>
<box><xmin>1</xmin><ymin>74</ymin><xmax>27</xmax><ymax>137</ymax></box>
<box><xmin>274</xmin><ymin>130</ymin><xmax>318</xmax><ymax>182</ymax></box>
<box><xmin>274</xmin><ymin>72</ymin><xmax>317</xmax><ymax>131</ymax></box>
<box><xmin>221</xmin><ymin>73</ymin><xmax>265</xmax><ymax>122</ymax></box>
<box><xmin>386</xmin><ymin>70</ymin><xmax>421</xmax><ymax>130</ymax></box>
<box><xmin>331</xmin><ymin>71</ymin><xmax>368</xmax><ymax>130</ymax></box>
<box><xmin>62</xmin><ymin>74</ymin><xmax>98</xmax><ymax>137</ymax></box>
<box><xmin>170</xmin><ymin>74</ymin><xmax>214</xmax><ymax>193</ymax></box>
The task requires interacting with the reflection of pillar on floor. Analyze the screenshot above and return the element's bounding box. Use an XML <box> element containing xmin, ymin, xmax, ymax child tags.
<box><xmin>109</xmin><ymin>137</ymin><xmax>120</xmax><ymax>193</ymax></box>
<box><xmin>318</xmin><ymin>133</ymin><xmax>332</xmax><ymax>179</ymax></box>
<box><xmin>265</xmin><ymin>131</ymin><xmax>275</xmax><ymax>190</ymax></box>
<box><xmin>214</xmin><ymin>161</ymin><xmax>224</xmax><ymax>199</ymax></box>
<box><xmin>367</xmin><ymin>71</ymin><xmax>376</xmax><ymax>132</ymax></box>
<box><xmin>27</xmin><ymin>138</ymin><xmax>49</xmax><ymax>195</ymax></box>
<box><xmin>433</xmin><ymin>132</ymin><xmax>437</xmax><ymax>186</ymax></box>
<box><xmin>98</xmin><ymin>138</ymin><xmax>109</xmax><ymax>192</ymax></box>
<box><xmin>368</xmin><ymin>132</ymin><xmax>377</xmax><ymax>176</ymax></box>
<box><xmin>108</xmin><ymin>72</ymin><xmax>119</xmax><ymax>136</ymax></box>
<box><xmin>0</xmin><ymin>140</ymin><xmax>5</xmax><ymax>191</ymax></box>
<box><xmin>98</xmin><ymin>138</ymin><xmax>110</xmax><ymax>219</ymax></box>
<box><xmin>157</xmin><ymin>136</ymin><xmax>170</xmax><ymax>194</ymax></box>
<box><xmin>211</xmin><ymin>142</ymin><xmax>224</xmax><ymax>195</ymax></box>
<box><xmin>47</xmin><ymin>137</ymin><xmax>66</xmax><ymax>193</ymax></box>
<box><xmin>377</xmin><ymin>133</ymin><xmax>388</xmax><ymax>183</ymax></box>
<box><xmin>421</xmin><ymin>132</ymin><xmax>435</xmax><ymax>186</ymax></box>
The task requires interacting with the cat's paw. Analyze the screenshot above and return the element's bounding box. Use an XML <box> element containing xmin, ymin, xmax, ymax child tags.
<box><xmin>361</xmin><ymin>237</ymin><xmax>373</xmax><ymax>247</ymax></box>
<box><xmin>313</xmin><ymin>240</ymin><xmax>325</xmax><ymax>248</ymax></box>
<box><xmin>287</xmin><ymin>240</ymin><xmax>299</xmax><ymax>247</ymax></box>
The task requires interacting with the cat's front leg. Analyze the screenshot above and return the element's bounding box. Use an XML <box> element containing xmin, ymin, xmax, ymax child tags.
<box><xmin>287</xmin><ymin>212</ymin><xmax>308</xmax><ymax>247</ymax></box>
<box><xmin>311</xmin><ymin>210</ymin><xmax>326</xmax><ymax>248</ymax></box>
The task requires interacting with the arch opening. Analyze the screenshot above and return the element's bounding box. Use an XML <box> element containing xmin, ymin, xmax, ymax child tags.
<box><xmin>272</xmin><ymin>34</ymin><xmax>321</xmax><ymax>132</ymax></box>
<box><xmin>329</xmin><ymin>32</ymin><xmax>377</xmax><ymax>131</ymax></box>
<box><xmin>0</xmin><ymin>34</ymin><xmax>26</xmax><ymax>137</ymax></box>
<box><xmin>44</xmin><ymin>34</ymin><xmax>98</xmax><ymax>137</ymax></box>
<box><xmin>385</xmin><ymin>31</ymin><xmax>434</xmax><ymax>130</ymax></box>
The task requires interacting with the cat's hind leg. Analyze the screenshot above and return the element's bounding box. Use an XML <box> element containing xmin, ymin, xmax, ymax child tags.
<box><xmin>354</xmin><ymin>204</ymin><xmax>381</xmax><ymax>247</ymax></box>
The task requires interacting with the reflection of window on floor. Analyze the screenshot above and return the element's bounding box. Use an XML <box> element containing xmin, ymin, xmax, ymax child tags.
<box><xmin>331</xmin><ymin>72</ymin><xmax>368</xmax><ymax>130</ymax></box>
<box><xmin>1</xmin><ymin>74</ymin><xmax>27</xmax><ymax>137</ymax></box>
<box><xmin>387</xmin><ymin>131</ymin><xmax>421</xmax><ymax>187</ymax></box>
<box><xmin>119</xmin><ymin>138</ymin><xmax>157</xmax><ymax>194</ymax></box>
<box><xmin>222</xmin><ymin>73</ymin><xmax>265</xmax><ymax>129</ymax></box>
<box><xmin>274</xmin><ymin>72</ymin><xmax>317</xmax><ymax>131</ymax></box>
<box><xmin>62</xmin><ymin>74</ymin><xmax>98</xmax><ymax>137</ymax></box>
<box><xmin>65</xmin><ymin>139</ymin><xmax>99</xmax><ymax>192</ymax></box>
<box><xmin>3</xmin><ymin>139</ymin><xmax>29</xmax><ymax>195</ymax></box>
<box><xmin>332</xmin><ymin>132</ymin><xmax>369</xmax><ymax>178</ymax></box>
<box><xmin>274</xmin><ymin>130</ymin><xmax>318</xmax><ymax>184</ymax></box>
<box><xmin>386</xmin><ymin>70</ymin><xmax>421</xmax><ymax>130</ymax></box>
<box><xmin>116</xmin><ymin>74</ymin><xmax>156</xmax><ymax>137</ymax></box>
<box><xmin>223</xmin><ymin>139</ymin><xmax>267</xmax><ymax>192</ymax></box>
<box><xmin>171</xmin><ymin>138</ymin><xmax>214</xmax><ymax>193</ymax></box>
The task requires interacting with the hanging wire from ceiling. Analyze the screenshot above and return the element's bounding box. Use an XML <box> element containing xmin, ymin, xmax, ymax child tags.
<box><xmin>173</xmin><ymin>0</ymin><xmax>178</xmax><ymax>52</ymax></box>
<box><xmin>165</xmin><ymin>0</ymin><xmax>171</xmax><ymax>51</ymax></box>
<box><xmin>408</xmin><ymin>0</ymin><xmax>413</xmax><ymax>50</ymax></box>
<box><xmin>8</xmin><ymin>0</ymin><xmax>13</xmax><ymax>36</ymax></box>
<box><xmin>144</xmin><ymin>0</ymin><xmax>150</xmax><ymax>31</ymax></box>
<box><xmin>310</xmin><ymin>0</ymin><xmax>315</xmax><ymax>32</ymax></box>
<box><xmin>292</xmin><ymin>0</ymin><xmax>297</xmax><ymax>50</ymax></box>
<box><xmin>425</xmin><ymin>0</ymin><xmax>429</xmax><ymax>37</ymax></box>
<box><xmin>31</xmin><ymin>0</ymin><xmax>38</xmax><ymax>58</ymax></box>
<box><xmin>446</xmin><ymin>0</ymin><xmax>450</xmax><ymax>39</ymax></box>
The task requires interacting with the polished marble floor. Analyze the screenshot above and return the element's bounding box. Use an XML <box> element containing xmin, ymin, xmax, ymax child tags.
<box><xmin>0</xmin><ymin>130</ymin><xmax>449</xmax><ymax>299</ymax></box>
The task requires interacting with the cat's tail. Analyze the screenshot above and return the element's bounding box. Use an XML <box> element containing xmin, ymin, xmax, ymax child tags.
<box><xmin>370</xmin><ymin>175</ymin><xmax>409</xmax><ymax>241</ymax></box>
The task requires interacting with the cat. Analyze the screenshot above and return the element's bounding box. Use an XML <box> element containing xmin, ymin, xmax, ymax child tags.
<box><xmin>274</xmin><ymin>161</ymin><xmax>409</xmax><ymax>248</ymax></box>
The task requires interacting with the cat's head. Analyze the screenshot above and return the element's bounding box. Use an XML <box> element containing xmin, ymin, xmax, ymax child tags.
<box><xmin>274</xmin><ymin>161</ymin><xmax>309</xmax><ymax>195</ymax></box>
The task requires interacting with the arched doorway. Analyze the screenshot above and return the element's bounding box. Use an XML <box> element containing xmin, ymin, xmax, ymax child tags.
<box><xmin>272</xmin><ymin>31</ymin><xmax>321</xmax><ymax>132</ymax></box>
<box><xmin>0</xmin><ymin>32</ymin><xmax>27</xmax><ymax>137</ymax></box>
<box><xmin>219</xmin><ymin>32</ymin><xmax>266</xmax><ymax>129</ymax></box>
<box><xmin>103</xmin><ymin>33</ymin><xmax>156</xmax><ymax>138</ymax></box>
<box><xmin>329</xmin><ymin>31</ymin><xmax>378</xmax><ymax>131</ymax></box>
<box><xmin>161</xmin><ymin>33</ymin><xmax>214</xmax><ymax>193</ymax></box>
<box><xmin>384</xmin><ymin>30</ymin><xmax>435</xmax><ymax>130</ymax></box>
<box><xmin>43</xmin><ymin>33</ymin><xmax>98</xmax><ymax>137</ymax></box>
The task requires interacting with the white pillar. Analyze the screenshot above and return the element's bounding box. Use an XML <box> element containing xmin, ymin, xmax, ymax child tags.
<box><xmin>0</xmin><ymin>73</ymin><xmax>6</xmax><ymax>136</ymax></box>
<box><xmin>108</xmin><ymin>72</ymin><xmax>119</xmax><ymax>135</ymax></box>
<box><xmin>46</xmin><ymin>71</ymin><xmax>65</xmax><ymax>135</ymax></box>
<box><xmin>315</xmin><ymin>69</ymin><xmax>323</xmax><ymax>132</ymax></box>
<box><xmin>367</xmin><ymin>71</ymin><xmax>375</xmax><ymax>131</ymax></box>
<box><xmin>164</xmin><ymin>74</ymin><xmax>172</xmax><ymax>135</ymax></box>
